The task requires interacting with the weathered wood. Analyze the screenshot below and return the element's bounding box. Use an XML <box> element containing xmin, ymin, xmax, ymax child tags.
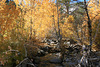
<box><xmin>16</xmin><ymin>58</ymin><xmax>36</xmax><ymax>67</ymax></box>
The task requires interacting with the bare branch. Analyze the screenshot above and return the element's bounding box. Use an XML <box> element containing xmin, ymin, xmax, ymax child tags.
<box><xmin>16</xmin><ymin>58</ymin><xmax>36</xmax><ymax>67</ymax></box>
<box><xmin>3</xmin><ymin>50</ymin><xmax>19</xmax><ymax>54</ymax></box>
<box><xmin>91</xmin><ymin>13</ymin><xmax>100</xmax><ymax>22</ymax></box>
<box><xmin>24</xmin><ymin>44</ymin><xmax>28</xmax><ymax>57</ymax></box>
<box><xmin>16</xmin><ymin>58</ymin><xmax>28</xmax><ymax>67</ymax></box>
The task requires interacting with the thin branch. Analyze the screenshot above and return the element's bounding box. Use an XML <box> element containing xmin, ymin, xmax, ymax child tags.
<box><xmin>28</xmin><ymin>58</ymin><xmax>36</xmax><ymax>67</ymax></box>
<box><xmin>24</xmin><ymin>44</ymin><xmax>28</xmax><ymax>57</ymax></box>
<box><xmin>91</xmin><ymin>13</ymin><xmax>100</xmax><ymax>22</ymax></box>
<box><xmin>3</xmin><ymin>50</ymin><xmax>19</xmax><ymax>54</ymax></box>
<box><xmin>16</xmin><ymin>58</ymin><xmax>36</xmax><ymax>67</ymax></box>
<box><xmin>16</xmin><ymin>58</ymin><xmax>28</xmax><ymax>67</ymax></box>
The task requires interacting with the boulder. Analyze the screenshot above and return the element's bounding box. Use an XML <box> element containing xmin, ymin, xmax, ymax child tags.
<box><xmin>40</xmin><ymin>46</ymin><xmax>52</xmax><ymax>52</ymax></box>
<box><xmin>37</xmin><ymin>49</ymin><xmax>46</xmax><ymax>57</ymax></box>
<box><xmin>50</xmin><ymin>58</ymin><xmax>61</xmax><ymax>64</ymax></box>
<box><xmin>48</xmin><ymin>48</ymin><xmax>61</xmax><ymax>53</ymax></box>
<box><xmin>33</xmin><ymin>57</ymin><xmax>40</xmax><ymax>64</ymax></box>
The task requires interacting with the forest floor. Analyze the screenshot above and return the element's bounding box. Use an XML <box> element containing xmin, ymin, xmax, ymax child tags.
<box><xmin>26</xmin><ymin>39</ymin><xmax>100</xmax><ymax>67</ymax></box>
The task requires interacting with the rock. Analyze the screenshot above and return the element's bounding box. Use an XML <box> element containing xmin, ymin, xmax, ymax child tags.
<box><xmin>50</xmin><ymin>41</ymin><xmax>55</xmax><ymax>44</ymax></box>
<box><xmin>56</xmin><ymin>66</ymin><xmax>63</xmax><ymax>67</ymax></box>
<box><xmin>33</xmin><ymin>57</ymin><xmax>40</xmax><ymax>64</ymax></box>
<box><xmin>55</xmin><ymin>53</ymin><xmax>61</xmax><ymax>57</ymax></box>
<box><xmin>52</xmin><ymin>40</ymin><xmax>58</xmax><ymax>44</ymax></box>
<box><xmin>40</xmin><ymin>46</ymin><xmax>52</xmax><ymax>52</ymax></box>
<box><xmin>50</xmin><ymin>43</ymin><xmax>57</xmax><ymax>46</ymax></box>
<box><xmin>49</xmin><ymin>48</ymin><xmax>61</xmax><ymax>53</ymax></box>
<box><xmin>50</xmin><ymin>58</ymin><xmax>61</xmax><ymax>64</ymax></box>
<box><xmin>70</xmin><ymin>39</ymin><xmax>77</xmax><ymax>44</ymax></box>
<box><xmin>44</xmin><ymin>38</ymin><xmax>58</xmax><ymax>45</ymax></box>
<box><xmin>66</xmin><ymin>58</ymin><xmax>71</xmax><ymax>62</ymax></box>
<box><xmin>37</xmin><ymin>49</ymin><xmax>46</xmax><ymax>57</ymax></box>
<box><xmin>64</xmin><ymin>41</ymin><xmax>70</xmax><ymax>45</ymax></box>
<box><xmin>74</xmin><ymin>45</ymin><xmax>82</xmax><ymax>49</ymax></box>
<box><xmin>73</xmin><ymin>45</ymin><xmax>82</xmax><ymax>53</ymax></box>
<box><xmin>63</xmin><ymin>62</ymin><xmax>77</xmax><ymax>67</ymax></box>
<box><xmin>66</xmin><ymin>47</ymin><xmax>74</xmax><ymax>52</ymax></box>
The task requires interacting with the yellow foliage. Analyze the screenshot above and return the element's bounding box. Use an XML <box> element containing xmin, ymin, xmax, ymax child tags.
<box><xmin>60</xmin><ymin>16</ymin><xmax>74</xmax><ymax>37</ymax></box>
<box><xmin>22</xmin><ymin>0</ymin><xmax>59</xmax><ymax>38</ymax></box>
<box><xmin>67</xmin><ymin>15</ymin><xmax>74</xmax><ymax>23</ymax></box>
<box><xmin>0</xmin><ymin>1</ymin><xmax>20</xmax><ymax>37</ymax></box>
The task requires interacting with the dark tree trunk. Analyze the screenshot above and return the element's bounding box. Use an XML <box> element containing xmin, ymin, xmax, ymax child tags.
<box><xmin>66</xmin><ymin>2</ymin><xmax>69</xmax><ymax>15</ymax></box>
<box><xmin>84</xmin><ymin>0</ymin><xmax>92</xmax><ymax>52</ymax></box>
